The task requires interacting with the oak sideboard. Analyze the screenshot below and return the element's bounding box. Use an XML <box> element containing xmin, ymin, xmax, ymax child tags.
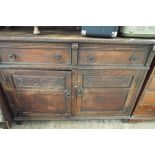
<box><xmin>0</xmin><ymin>28</ymin><xmax>155</xmax><ymax>127</ymax></box>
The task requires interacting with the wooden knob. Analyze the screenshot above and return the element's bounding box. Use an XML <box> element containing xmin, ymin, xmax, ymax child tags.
<box><xmin>33</xmin><ymin>26</ymin><xmax>40</xmax><ymax>35</ymax></box>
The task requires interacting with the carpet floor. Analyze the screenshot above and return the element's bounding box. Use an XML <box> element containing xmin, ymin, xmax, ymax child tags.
<box><xmin>11</xmin><ymin>120</ymin><xmax>155</xmax><ymax>129</ymax></box>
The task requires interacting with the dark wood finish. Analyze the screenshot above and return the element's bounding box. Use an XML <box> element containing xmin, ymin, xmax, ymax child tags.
<box><xmin>75</xmin><ymin>69</ymin><xmax>147</xmax><ymax>117</ymax></box>
<box><xmin>0</xmin><ymin>69</ymin><xmax>71</xmax><ymax>119</ymax></box>
<box><xmin>0</xmin><ymin>85</ymin><xmax>12</xmax><ymax>128</ymax></box>
<box><xmin>132</xmin><ymin>60</ymin><xmax>155</xmax><ymax>121</ymax></box>
<box><xmin>0</xmin><ymin>28</ymin><xmax>155</xmax><ymax>122</ymax></box>
<box><xmin>0</xmin><ymin>43</ymin><xmax>71</xmax><ymax>65</ymax></box>
<box><xmin>78</xmin><ymin>45</ymin><xmax>150</xmax><ymax>66</ymax></box>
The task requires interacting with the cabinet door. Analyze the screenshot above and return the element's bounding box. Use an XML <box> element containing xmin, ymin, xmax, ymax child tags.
<box><xmin>0</xmin><ymin>69</ymin><xmax>71</xmax><ymax>119</ymax></box>
<box><xmin>76</xmin><ymin>69</ymin><xmax>145</xmax><ymax>117</ymax></box>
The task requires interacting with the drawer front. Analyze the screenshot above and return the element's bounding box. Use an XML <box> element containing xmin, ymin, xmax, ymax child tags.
<box><xmin>78</xmin><ymin>45</ymin><xmax>149</xmax><ymax>66</ymax></box>
<box><xmin>0</xmin><ymin>43</ymin><xmax>71</xmax><ymax>65</ymax></box>
<box><xmin>0</xmin><ymin>69</ymin><xmax>72</xmax><ymax>118</ymax></box>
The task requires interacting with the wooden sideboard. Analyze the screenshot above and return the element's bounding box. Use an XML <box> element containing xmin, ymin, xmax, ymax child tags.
<box><xmin>0</xmin><ymin>28</ymin><xmax>155</xmax><ymax>124</ymax></box>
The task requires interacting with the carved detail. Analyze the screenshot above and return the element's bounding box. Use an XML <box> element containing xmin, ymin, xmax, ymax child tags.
<box><xmin>83</xmin><ymin>76</ymin><xmax>133</xmax><ymax>88</ymax></box>
<box><xmin>13</xmin><ymin>75</ymin><xmax>65</xmax><ymax>90</ymax></box>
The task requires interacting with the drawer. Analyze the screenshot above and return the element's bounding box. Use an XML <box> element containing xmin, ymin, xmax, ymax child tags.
<box><xmin>78</xmin><ymin>45</ymin><xmax>149</xmax><ymax>66</ymax></box>
<box><xmin>0</xmin><ymin>43</ymin><xmax>71</xmax><ymax>65</ymax></box>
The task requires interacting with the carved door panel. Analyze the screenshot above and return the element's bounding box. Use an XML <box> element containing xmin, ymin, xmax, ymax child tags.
<box><xmin>0</xmin><ymin>69</ymin><xmax>71</xmax><ymax>119</ymax></box>
<box><xmin>76</xmin><ymin>69</ymin><xmax>145</xmax><ymax>117</ymax></box>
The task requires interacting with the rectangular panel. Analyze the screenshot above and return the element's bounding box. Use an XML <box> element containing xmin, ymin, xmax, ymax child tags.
<box><xmin>13</xmin><ymin>75</ymin><xmax>65</xmax><ymax>90</ymax></box>
<box><xmin>17</xmin><ymin>91</ymin><xmax>67</xmax><ymax>113</ymax></box>
<box><xmin>78</xmin><ymin>45</ymin><xmax>149</xmax><ymax>66</ymax></box>
<box><xmin>83</xmin><ymin>76</ymin><xmax>133</xmax><ymax>88</ymax></box>
<box><xmin>81</xmin><ymin>92</ymin><xmax>128</xmax><ymax>112</ymax></box>
<box><xmin>0</xmin><ymin>43</ymin><xmax>71</xmax><ymax>65</ymax></box>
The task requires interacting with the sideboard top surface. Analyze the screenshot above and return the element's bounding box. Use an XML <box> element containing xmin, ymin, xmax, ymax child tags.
<box><xmin>0</xmin><ymin>27</ymin><xmax>155</xmax><ymax>44</ymax></box>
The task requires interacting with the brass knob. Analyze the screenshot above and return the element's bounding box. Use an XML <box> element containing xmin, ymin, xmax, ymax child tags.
<box><xmin>8</xmin><ymin>54</ymin><xmax>16</xmax><ymax>62</ymax></box>
<box><xmin>54</xmin><ymin>54</ymin><xmax>62</xmax><ymax>63</ymax></box>
<box><xmin>88</xmin><ymin>55</ymin><xmax>96</xmax><ymax>63</ymax></box>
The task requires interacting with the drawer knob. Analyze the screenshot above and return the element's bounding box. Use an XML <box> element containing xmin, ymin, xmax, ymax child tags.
<box><xmin>88</xmin><ymin>55</ymin><xmax>96</xmax><ymax>63</ymax></box>
<box><xmin>8</xmin><ymin>54</ymin><xmax>16</xmax><ymax>62</ymax></box>
<box><xmin>54</xmin><ymin>54</ymin><xmax>62</xmax><ymax>63</ymax></box>
<box><xmin>66</xmin><ymin>91</ymin><xmax>71</xmax><ymax>97</ymax></box>
<box><xmin>129</xmin><ymin>55</ymin><xmax>137</xmax><ymax>63</ymax></box>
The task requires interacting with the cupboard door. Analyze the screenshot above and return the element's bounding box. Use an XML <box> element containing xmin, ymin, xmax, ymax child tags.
<box><xmin>76</xmin><ymin>69</ymin><xmax>145</xmax><ymax>117</ymax></box>
<box><xmin>0</xmin><ymin>69</ymin><xmax>71</xmax><ymax>119</ymax></box>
